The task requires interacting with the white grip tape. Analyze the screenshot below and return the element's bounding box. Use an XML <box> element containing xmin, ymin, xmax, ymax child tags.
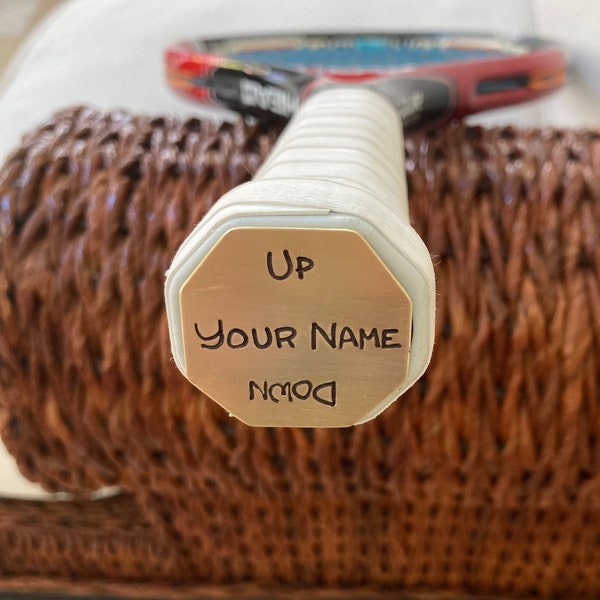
<box><xmin>256</xmin><ymin>88</ymin><xmax>409</xmax><ymax>218</ymax></box>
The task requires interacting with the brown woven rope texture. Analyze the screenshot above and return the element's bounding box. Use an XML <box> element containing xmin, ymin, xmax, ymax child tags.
<box><xmin>0</xmin><ymin>106</ymin><xmax>600</xmax><ymax>599</ymax></box>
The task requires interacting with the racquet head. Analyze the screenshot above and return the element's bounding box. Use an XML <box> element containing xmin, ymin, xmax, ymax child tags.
<box><xmin>165</xmin><ymin>32</ymin><xmax>566</xmax><ymax>129</ymax></box>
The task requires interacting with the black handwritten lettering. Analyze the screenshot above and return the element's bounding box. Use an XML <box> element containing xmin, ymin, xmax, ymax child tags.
<box><xmin>381</xmin><ymin>328</ymin><xmax>402</xmax><ymax>349</ymax></box>
<box><xmin>311</xmin><ymin>322</ymin><xmax>399</xmax><ymax>350</ymax></box>
<box><xmin>292</xmin><ymin>380</ymin><xmax>312</xmax><ymax>400</ymax></box>
<box><xmin>248</xmin><ymin>379</ymin><xmax>337</xmax><ymax>407</ymax></box>
<box><xmin>196</xmin><ymin>322</ymin><xmax>298</xmax><ymax>350</ymax></box>
<box><xmin>359</xmin><ymin>328</ymin><xmax>381</xmax><ymax>349</ymax></box>
<box><xmin>197</xmin><ymin>321</ymin><xmax>401</xmax><ymax>352</ymax></box>
<box><xmin>227</xmin><ymin>328</ymin><xmax>249</xmax><ymax>348</ymax></box>
<box><xmin>195</xmin><ymin>319</ymin><xmax>224</xmax><ymax>349</ymax></box>
<box><xmin>311</xmin><ymin>322</ymin><xmax>337</xmax><ymax>350</ymax></box>
<box><xmin>275</xmin><ymin>326</ymin><xmax>297</xmax><ymax>349</ymax></box>
<box><xmin>249</xmin><ymin>380</ymin><xmax>268</xmax><ymax>400</ymax></box>
<box><xmin>267</xmin><ymin>250</ymin><xmax>315</xmax><ymax>281</ymax></box>
<box><xmin>339</xmin><ymin>326</ymin><xmax>359</xmax><ymax>348</ymax></box>
<box><xmin>313</xmin><ymin>381</ymin><xmax>337</xmax><ymax>407</ymax></box>
<box><xmin>251</xmin><ymin>327</ymin><xmax>273</xmax><ymax>349</ymax></box>
<box><xmin>268</xmin><ymin>382</ymin><xmax>290</xmax><ymax>403</ymax></box>
<box><xmin>266</xmin><ymin>249</ymin><xmax>293</xmax><ymax>280</ymax></box>
<box><xmin>295</xmin><ymin>256</ymin><xmax>314</xmax><ymax>280</ymax></box>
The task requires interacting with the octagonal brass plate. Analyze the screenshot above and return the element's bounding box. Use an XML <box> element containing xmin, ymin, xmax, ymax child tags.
<box><xmin>180</xmin><ymin>228</ymin><xmax>412</xmax><ymax>427</ymax></box>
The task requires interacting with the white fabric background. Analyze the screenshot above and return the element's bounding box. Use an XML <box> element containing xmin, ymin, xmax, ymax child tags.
<box><xmin>0</xmin><ymin>0</ymin><xmax>598</xmax><ymax>498</ymax></box>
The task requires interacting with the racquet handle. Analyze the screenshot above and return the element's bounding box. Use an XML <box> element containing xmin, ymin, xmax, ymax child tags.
<box><xmin>254</xmin><ymin>87</ymin><xmax>410</xmax><ymax>221</ymax></box>
<box><xmin>165</xmin><ymin>87</ymin><xmax>435</xmax><ymax>427</ymax></box>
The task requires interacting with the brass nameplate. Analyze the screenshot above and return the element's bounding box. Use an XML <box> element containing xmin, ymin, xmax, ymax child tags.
<box><xmin>180</xmin><ymin>228</ymin><xmax>412</xmax><ymax>427</ymax></box>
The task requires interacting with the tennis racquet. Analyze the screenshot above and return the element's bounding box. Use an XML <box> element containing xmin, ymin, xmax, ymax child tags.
<box><xmin>164</xmin><ymin>33</ymin><xmax>566</xmax><ymax>427</ymax></box>
<box><xmin>165</xmin><ymin>33</ymin><xmax>566</xmax><ymax>129</ymax></box>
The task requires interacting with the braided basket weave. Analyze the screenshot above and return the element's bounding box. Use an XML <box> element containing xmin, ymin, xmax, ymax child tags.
<box><xmin>1</xmin><ymin>106</ymin><xmax>600</xmax><ymax>598</ymax></box>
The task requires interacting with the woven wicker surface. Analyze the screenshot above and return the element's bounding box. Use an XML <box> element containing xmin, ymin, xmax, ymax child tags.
<box><xmin>0</xmin><ymin>107</ymin><xmax>600</xmax><ymax>598</ymax></box>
